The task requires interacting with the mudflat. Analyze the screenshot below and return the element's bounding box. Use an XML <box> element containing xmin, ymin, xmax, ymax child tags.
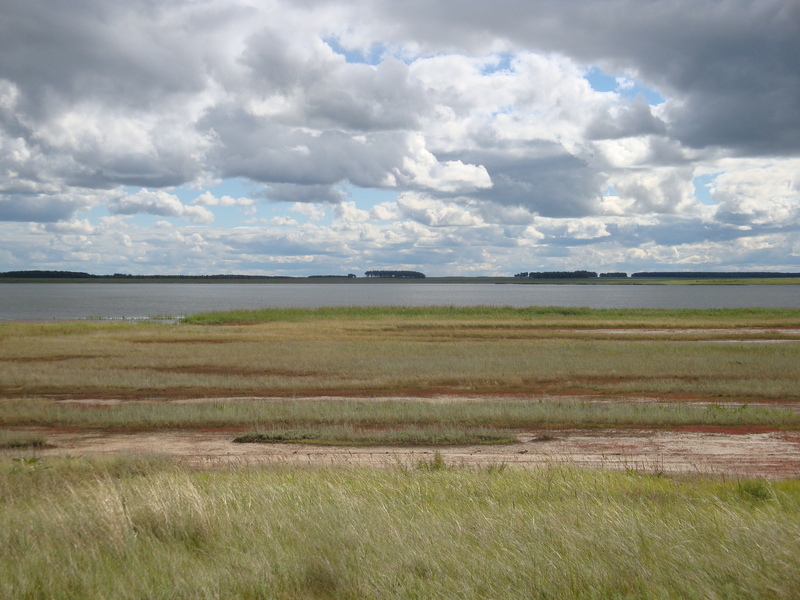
<box><xmin>16</xmin><ymin>419</ymin><xmax>800</xmax><ymax>478</ymax></box>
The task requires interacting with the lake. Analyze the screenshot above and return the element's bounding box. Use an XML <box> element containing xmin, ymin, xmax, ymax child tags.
<box><xmin>1</xmin><ymin>283</ymin><xmax>798</xmax><ymax>321</ymax></box>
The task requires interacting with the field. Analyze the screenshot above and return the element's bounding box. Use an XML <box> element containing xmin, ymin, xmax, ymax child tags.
<box><xmin>2</xmin><ymin>306</ymin><xmax>800</xmax><ymax>598</ymax></box>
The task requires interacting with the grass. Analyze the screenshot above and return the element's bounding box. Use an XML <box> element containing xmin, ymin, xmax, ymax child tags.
<box><xmin>181</xmin><ymin>305</ymin><xmax>800</xmax><ymax>326</ymax></box>
<box><xmin>1</xmin><ymin>306</ymin><xmax>799</xmax><ymax>438</ymax></box>
<box><xmin>1</xmin><ymin>397</ymin><xmax>798</xmax><ymax>432</ymax></box>
<box><xmin>2</xmin><ymin>307</ymin><xmax>799</xmax><ymax>597</ymax></box>
<box><xmin>1</xmin><ymin>456</ymin><xmax>799</xmax><ymax>599</ymax></box>
<box><xmin>0</xmin><ymin>430</ymin><xmax>50</xmax><ymax>449</ymax></box>
<box><xmin>233</xmin><ymin>425</ymin><xmax>518</xmax><ymax>446</ymax></box>
<box><xmin>1</xmin><ymin>307</ymin><xmax>799</xmax><ymax>401</ymax></box>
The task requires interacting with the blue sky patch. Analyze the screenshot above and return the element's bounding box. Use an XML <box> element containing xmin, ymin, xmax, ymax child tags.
<box><xmin>584</xmin><ymin>66</ymin><xmax>664</xmax><ymax>105</ymax></box>
<box><xmin>481</xmin><ymin>53</ymin><xmax>514</xmax><ymax>75</ymax></box>
<box><xmin>693</xmin><ymin>173</ymin><xmax>720</xmax><ymax>205</ymax></box>
<box><xmin>324</xmin><ymin>37</ymin><xmax>384</xmax><ymax>65</ymax></box>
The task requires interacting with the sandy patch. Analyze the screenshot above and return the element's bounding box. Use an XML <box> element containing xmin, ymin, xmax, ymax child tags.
<box><xmin>7</xmin><ymin>427</ymin><xmax>799</xmax><ymax>479</ymax></box>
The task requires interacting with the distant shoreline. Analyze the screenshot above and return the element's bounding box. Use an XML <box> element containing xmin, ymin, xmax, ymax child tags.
<box><xmin>2</xmin><ymin>275</ymin><xmax>800</xmax><ymax>285</ymax></box>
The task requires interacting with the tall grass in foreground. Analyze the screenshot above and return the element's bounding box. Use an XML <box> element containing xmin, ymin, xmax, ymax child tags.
<box><xmin>1</xmin><ymin>457</ymin><xmax>799</xmax><ymax>599</ymax></box>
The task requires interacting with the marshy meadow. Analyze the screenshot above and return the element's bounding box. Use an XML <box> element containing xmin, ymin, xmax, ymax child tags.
<box><xmin>2</xmin><ymin>306</ymin><xmax>800</xmax><ymax>598</ymax></box>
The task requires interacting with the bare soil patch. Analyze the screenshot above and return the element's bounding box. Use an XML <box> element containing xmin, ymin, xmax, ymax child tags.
<box><xmin>8</xmin><ymin>425</ymin><xmax>799</xmax><ymax>479</ymax></box>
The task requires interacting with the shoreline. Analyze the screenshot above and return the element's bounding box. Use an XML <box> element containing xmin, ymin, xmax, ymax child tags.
<box><xmin>2</xmin><ymin>276</ymin><xmax>800</xmax><ymax>285</ymax></box>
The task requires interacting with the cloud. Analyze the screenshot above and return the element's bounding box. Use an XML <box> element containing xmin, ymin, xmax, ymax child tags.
<box><xmin>263</xmin><ymin>184</ymin><xmax>346</xmax><ymax>204</ymax></box>
<box><xmin>585</xmin><ymin>101</ymin><xmax>666</xmax><ymax>140</ymax></box>
<box><xmin>242</xmin><ymin>30</ymin><xmax>430</xmax><ymax>131</ymax></box>
<box><xmin>400</xmin><ymin>134</ymin><xmax>492</xmax><ymax>193</ymax></box>
<box><xmin>0</xmin><ymin>0</ymin><xmax>797</xmax><ymax>275</ymax></box>
<box><xmin>611</xmin><ymin>167</ymin><xmax>697</xmax><ymax>215</ymax></box>
<box><xmin>334</xmin><ymin>201</ymin><xmax>371</xmax><ymax>223</ymax></box>
<box><xmin>712</xmin><ymin>162</ymin><xmax>800</xmax><ymax>227</ymax></box>
<box><xmin>396</xmin><ymin>193</ymin><xmax>484</xmax><ymax>227</ymax></box>
<box><xmin>201</xmin><ymin>107</ymin><xmax>410</xmax><ymax>187</ymax></box>
<box><xmin>0</xmin><ymin>194</ymin><xmax>86</xmax><ymax>222</ymax></box>
<box><xmin>109</xmin><ymin>189</ymin><xmax>214</xmax><ymax>224</ymax></box>
<box><xmin>193</xmin><ymin>191</ymin><xmax>256</xmax><ymax>208</ymax></box>
<box><xmin>445</xmin><ymin>145</ymin><xmax>604</xmax><ymax>217</ymax></box>
<box><xmin>334</xmin><ymin>0</ymin><xmax>800</xmax><ymax>155</ymax></box>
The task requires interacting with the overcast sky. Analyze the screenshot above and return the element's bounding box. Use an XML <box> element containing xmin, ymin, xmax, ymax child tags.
<box><xmin>1</xmin><ymin>0</ymin><xmax>798</xmax><ymax>276</ymax></box>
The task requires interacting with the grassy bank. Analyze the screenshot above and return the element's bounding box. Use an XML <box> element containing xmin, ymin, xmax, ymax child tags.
<box><xmin>181</xmin><ymin>305</ymin><xmax>800</xmax><ymax>326</ymax></box>
<box><xmin>1</xmin><ymin>456</ymin><xmax>798</xmax><ymax>599</ymax></box>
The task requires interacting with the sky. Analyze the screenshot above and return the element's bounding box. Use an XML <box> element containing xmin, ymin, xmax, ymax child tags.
<box><xmin>0</xmin><ymin>0</ymin><xmax>798</xmax><ymax>277</ymax></box>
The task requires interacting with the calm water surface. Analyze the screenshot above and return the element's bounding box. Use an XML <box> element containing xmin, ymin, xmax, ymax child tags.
<box><xmin>1</xmin><ymin>283</ymin><xmax>798</xmax><ymax>321</ymax></box>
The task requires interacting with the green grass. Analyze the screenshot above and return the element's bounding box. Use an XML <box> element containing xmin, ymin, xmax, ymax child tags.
<box><xmin>2</xmin><ymin>397</ymin><xmax>797</xmax><ymax>431</ymax></box>
<box><xmin>3</xmin><ymin>308</ymin><xmax>799</xmax><ymax>597</ymax></box>
<box><xmin>1</xmin><ymin>307</ymin><xmax>798</xmax><ymax>436</ymax></box>
<box><xmin>233</xmin><ymin>425</ymin><xmax>517</xmax><ymax>446</ymax></box>
<box><xmin>0</xmin><ymin>430</ymin><xmax>50</xmax><ymax>449</ymax></box>
<box><xmin>181</xmin><ymin>305</ymin><xmax>800</xmax><ymax>326</ymax></box>
<box><xmin>1</xmin><ymin>456</ymin><xmax>799</xmax><ymax>599</ymax></box>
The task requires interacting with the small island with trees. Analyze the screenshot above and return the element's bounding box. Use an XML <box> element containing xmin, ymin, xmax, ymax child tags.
<box><xmin>364</xmin><ymin>270</ymin><xmax>426</xmax><ymax>279</ymax></box>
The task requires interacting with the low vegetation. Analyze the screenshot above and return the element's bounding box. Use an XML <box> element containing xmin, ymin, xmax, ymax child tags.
<box><xmin>1</xmin><ymin>307</ymin><xmax>799</xmax><ymax>403</ymax></box>
<box><xmin>2</xmin><ymin>397</ymin><xmax>798</xmax><ymax>432</ymax></box>
<box><xmin>1</xmin><ymin>456</ymin><xmax>799</xmax><ymax>599</ymax></box>
<box><xmin>2</xmin><ymin>307</ymin><xmax>799</xmax><ymax>597</ymax></box>
<box><xmin>0</xmin><ymin>430</ymin><xmax>50</xmax><ymax>449</ymax></box>
<box><xmin>180</xmin><ymin>304</ymin><xmax>800</xmax><ymax>326</ymax></box>
<box><xmin>233</xmin><ymin>425</ymin><xmax>517</xmax><ymax>446</ymax></box>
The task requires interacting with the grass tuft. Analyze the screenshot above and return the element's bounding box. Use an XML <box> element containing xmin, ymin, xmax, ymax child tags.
<box><xmin>0</xmin><ymin>431</ymin><xmax>51</xmax><ymax>449</ymax></box>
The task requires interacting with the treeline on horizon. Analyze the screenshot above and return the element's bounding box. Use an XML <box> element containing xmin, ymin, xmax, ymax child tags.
<box><xmin>0</xmin><ymin>271</ymin><xmax>291</xmax><ymax>280</ymax></box>
<box><xmin>0</xmin><ymin>270</ymin><xmax>424</xmax><ymax>280</ymax></box>
<box><xmin>364</xmin><ymin>270</ymin><xmax>426</xmax><ymax>279</ymax></box>
<box><xmin>2</xmin><ymin>269</ymin><xmax>800</xmax><ymax>280</ymax></box>
<box><xmin>514</xmin><ymin>270</ymin><xmax>800</xmax><ymax>279</ymax></box>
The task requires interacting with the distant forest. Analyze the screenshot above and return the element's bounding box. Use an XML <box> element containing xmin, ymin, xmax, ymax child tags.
<box><xmin>630</xmin><ymin>272</ymin><xmax>800</xmax><ymax>279</ymax></box>
<box><xmin>2</xmin><ymin>269</ymin><xmax>799</xmax><ymax>281</ymax></box>
<box><xmin>0</xmin><ymin>271</ymin><xmax>292</xmax><ymax>280</ymax></box>
<box><xmin>364</xmin><ymin>270</ymin><xmax>426</xmax><ymax>279</ymax></box>
<box><xmin>514</xmin><ymin>270</ymin><xmax>800</xmax><ymax>279</ymax></box>
<box><xmin>0</xmin><ymin>270</ymin><xmax>427</xmax><ymax>280</ymax></box>
<box><xmin>515</xmin><ymin>270</ymin><xmax>599</xmax><ymax>279</ymax></box>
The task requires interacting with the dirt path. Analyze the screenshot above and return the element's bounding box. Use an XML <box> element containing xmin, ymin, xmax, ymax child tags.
<box><xmin>12</xmin><ymin>427</ymin><xmax>800</xmax><ymax>478</ymax></box>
